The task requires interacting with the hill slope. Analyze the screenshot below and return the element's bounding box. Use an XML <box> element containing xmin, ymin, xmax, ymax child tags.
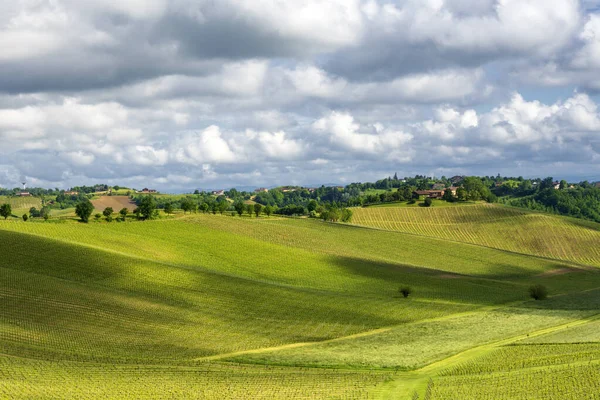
<box><xmin>1</xmin><ymin>212</ymin><xmax>600</xmax><ymax>398</ymax></box>
<box><xmin>352</xmin><ymin>204</ymin><xmax>600</xmax><ymax>267</ymax></box>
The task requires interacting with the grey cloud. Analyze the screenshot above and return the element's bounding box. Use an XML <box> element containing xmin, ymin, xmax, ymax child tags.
<box><xmin>1</xmin><ymin>1</ymin><xmax>599</xmax><ymax>190</ymax></box>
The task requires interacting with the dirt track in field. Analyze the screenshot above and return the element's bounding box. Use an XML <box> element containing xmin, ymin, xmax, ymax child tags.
<box><xmin>91</xmin><ymin>196</ymin><xmax>137</xmax><ymax>212</ymax></box>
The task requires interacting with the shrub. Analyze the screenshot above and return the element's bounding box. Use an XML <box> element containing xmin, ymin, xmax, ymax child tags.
<box><xmin>529</xmin><ymin>284</ymin><xmax>548</xmax><ymax>300</ymax></box>
<box><xmin>399</xmin><ymin>286</ymin><xmax>412</xmax><ymax>298</ymax></box>
<box><xmin>424</xmin><ymin>197</ymin><xmax>433</xmax><ymax>207</ymax></box>
<box><xmin>22</xmin><ymin>214</ymin><xmax>28</xmax><ymax>222</ymax></box>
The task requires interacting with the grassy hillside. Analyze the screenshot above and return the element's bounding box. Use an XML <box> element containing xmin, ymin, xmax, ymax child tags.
<box><xmin>0</xmin><ymin>195</ymin><xmax>42</xmax><ymax>214</ymax></box>
<box><xmin>1</xmin><ymin>209</ymin><xmax>600</xmax><ymax>398</ymax></box>
<box><xmin>352</xmin><ymin>204</ymin><xmax>600</xmax><ymax>267</ymax></box>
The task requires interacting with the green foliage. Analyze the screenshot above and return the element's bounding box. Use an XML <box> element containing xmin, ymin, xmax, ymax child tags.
<box><xmin>232</xmin><ymin>201</ymin><xmax>243</xmax><ymax>216</ymax></box>
<box><xmin>253</xmin><ymin>203</ymin><xmax>263</xmax><ymax>217</ymax></box>
<box><xmin>400</xmin><ymin>286</ymin><xmax>412</xmax><ymax>298</ymax></box>
<box><xmin>75</xmin><ymin>200</ymin><xmax>94</xmax><ymax>223</ymax></box>
<box><xmin>22</xmin><ymin>214</ymin><xmax>28</xmax><ymax>222</ymax></box>
<box><xmin>163</xmin><ymin>203</ymin><xmax>173</xmax><ymax>215</ymax></box>
<box><xmin>341</xmin><ymin>208</ymin><xmax>353</xmax><ymax>222</ymax></box>
<box><xmin>138</xmin><ymin>196</ymin><xmax>157</xmax><ymax>220</ymax></box>
<box><xmin>218</xmin><ymin>201</ymin><xmax>229</xmax><ymax>215</ymax></box>
<box><xmin>529</xmin><ymin>284</ymin><xmax>548</xmax><ymax>300</ymax></box>
<box><xmin>0</xmin><ymin>203</ymin><xmax>11</xmax><ymax>219</ymax></box>
<box><xmin>264</xmin><ymin>205</ymin><xmax>273</xmax><ymax>217</ymax></box>
<box><xmin>424</xmin><ymin>197</ymin><xmax>433</xmax><ymax>207</ymax></box>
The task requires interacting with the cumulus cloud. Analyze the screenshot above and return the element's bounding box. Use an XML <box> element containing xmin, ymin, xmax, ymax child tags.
<box><xmin>0</xmin><ymin>1</ymin><xmax>599</xmax><ymax>190</ymax></box>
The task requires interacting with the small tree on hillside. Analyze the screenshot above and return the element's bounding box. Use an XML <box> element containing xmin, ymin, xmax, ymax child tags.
<box><xmin>103</xmin><ymin>207</ymin><xmax>114</xmax><ymax>222</ymax></box>
<box><xmin>200</xmin><ymin>203</ymin><xmax>209</xmax><ymax>213</ymax></box>
<box><xmin>138</xmin><ymin>196</ymin><xmax>157</xmax><ymax>220</ymax></box>
<box><xmin>119</xmin><ymin>208</ymin><xmax>129</xmax><ymax>220</ymax></box>
<box><xmin>254</xmin><ymin>203</ymin><xmax>263</xmax><ymax>217</ymax></box>
<box><xmin>246</xmin><ymin>204</ymin><xmax>253</xmax><ymax>217</ymax></box>
<box><xmin>234</xmin><ymin>201</ymin><xmax>244</xmax><ymax>216</ymax></box>
<box><xmin>163</xmin><ymin>203</ymin><xmax>173</xmax><ymax>215</ymax></box>
<box><xmin>341</xmin><ymin>208</ymin><xmax>353</xmax><ymax>223</ymax></box>
<box><xmin>94</xmin><ymin>213</ymin><xmax>102</xmax><ymax>222</ymax></box>
<box><xmin>181</xmin><ymin>199</ymin><xmax>193</xmax><ymax>214</ymax></box>
<box><xmin>456</xmin><ymin>187</ymin><xmax>467</xmax><ymax>201</ymax></box>
<box><xmin>424</xmin><ymin>197</ymin><xmax>433</xmax><ymax>207</ymax></box>
<box><xmin>218</xmin><ymin>201</ymin><xmax>229</xmax><ymax>215</ymax></box>
<box><xmin>529</xmin><ymin>284</ymin><xmax>548</xmax><ymax>300</ymax></box>
<box><xmin>264</xmin><ymin>205</ymin><xmax>273</xmax><ymax>217</ymax></box>
<box><xmin>22</xmin><ymin>214</ymin><xmax>28</xmax><ymax>222</ymax></box>
<box><xmin>75</xmin><ymin>200</ymin><xmax>94</xmax><ymax>223</ymax></box>
<box><xmin>0</xmin><ymin>203</ymin><xmax>11</xmax><ymax>220</ymax></box>
<box><xmin>399</xmin><ymin>286</ymin><xmax>412</xmax><ymax>298</ymax></box>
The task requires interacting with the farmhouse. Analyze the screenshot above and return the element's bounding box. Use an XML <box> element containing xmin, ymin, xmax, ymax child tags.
<box><xmin>414</xmin><ymin>190</ymin><xmax>445</xmax><ymax>199</ymax></box>
<box><xmin>212</xmin><ymin>190</ymin><xmax>225</xmax><ymax>196</ymax></box>
<box><xmin>254</xmin><ymin>188</ymin><xmax>269</xmax><ymax>193</ymax></box>
<box><xmin>414</xmin><ymin>187</ymin><xmax>457</xmax><ymax>199</ymax></box>
<box><xmin>64</xmin><ymin>191</ymin><xmax>79</xmax><ymax>196</ymax></box>
<box><xmin>138</xmin><ymin>188</ymin><xmax>157</xmax><ymax>194</ymax></box>
<box><xmin>18</xmin><ymin>191</ymin><xmax>31</xmax><ymax>197</ymax></box>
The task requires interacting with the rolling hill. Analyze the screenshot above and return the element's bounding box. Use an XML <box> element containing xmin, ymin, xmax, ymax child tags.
<box><xmin>1</xmin><ymin>208</ymin><xmax>600</xmax><ymax>398</ymax></box>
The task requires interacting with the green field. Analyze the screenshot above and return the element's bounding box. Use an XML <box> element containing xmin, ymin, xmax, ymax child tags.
<box><xmin>365</xmin><ymin>199</ymin><xmax>480</xmax><ymax>208</ymax></box>
<box><xmin>1</xmin><ymin>206</ymin><xmax>600</xmax><ymax>398</ymax></box>
<box><xmin>0</xmin><ymin>195</ymin><xmax>42</xmax><ymax>214</ymax></box>
<box><xmin>352</xmin><ymin>204</ymin><xmax>600</xmax><ymax>267</ymax></box>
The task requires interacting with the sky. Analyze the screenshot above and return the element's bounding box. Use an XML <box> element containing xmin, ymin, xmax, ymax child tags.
<box><xmin>1</xmin><ymin>0</ymin><xmax>600</xmax><ymax>191</ymax></box>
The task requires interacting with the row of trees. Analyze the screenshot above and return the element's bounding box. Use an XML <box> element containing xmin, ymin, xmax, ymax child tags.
<box><xmin>0</xmin><ymin>204</ymin><xmax>52</xmax><ymax>221</ymax></box>
<box><xmin>75</xmin><ymin>196</ymin><xmax>158</xmax><ymax>223</ymax></box>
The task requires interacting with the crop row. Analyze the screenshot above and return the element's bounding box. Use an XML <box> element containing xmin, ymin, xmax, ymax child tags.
<box><xmin>430</xmin><ymin>363</ymin><xmax>600</xmax><ymax>399</ymax></box>
<box><xmin>351</xmin><ymin>205</ymin><xmax>600</xmax><ymax>267</ymax></box>
<box><xmin>442</xmin><ymin>343</ymin><xmax>600</xmax><ymax>376</ymax></box>
<box><xmin>0</xmin><ymin>356</ymin><xmax>391</xmax><ymax>399</ymax></box>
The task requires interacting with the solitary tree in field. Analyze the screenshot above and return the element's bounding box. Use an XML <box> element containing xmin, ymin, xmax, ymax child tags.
<box><xmin>264</xmin><ymin>205</ymin><xmax>273</xmax><ymax>217</ymax></box>
<box><xmin>254</xmin><ymin>203</ymin><xmax>263</xmax><ymax>217</ymax></box>
<box><xmin>103</xmin><ymin>207</ymin><xmax>114</xmax><ymax>222</ymax></box>
<box><xmin>0</xmin><ymin>203</ymin><xmax>11</xmax><ymax>220</ymax></box>
<box><xmin>75</xmin><ymin>200</ymin><xmax>94</xmax><ymax>223</ymax></box>
<box><xmin>424</xmin><ymin>197</ymin><xmax>433</xmax><ymax>207</ymax></box>
<box><xmin>234</xmin><ymin>201</ymin><xmax>244</xmax><ymax>216</ymax></box>
<box><xmin>94</xmin><ymin>213</ymin><xmax>102</xmax><ymax>222</ymax></box>
<box><xmin>22</xmin><ymin>214</ymin><xmax>28</xmax><ymax>222</ymax></box>
<box><xmin>246</xmin><ymin>204</ymin><xmax>253</xmax><ymax>217</ymax></box>
<box><xmin>163</xmin><ymin>203</ymin><xmax>173</xmax><ymax>215</ymax></box>
<box><xmin>399</xmin><ymin>286</ymin><xmax>412</xmax><ymax>298</ymax></box>
<box><xmin>119</xmin><ymin>208</ymin><xmax>129</xmax><ymax>220</ymax></box>
<box><xmin>529</xmin><ymin>284</ymin><xmax>548</xmax><ymax>300</ymax></box>
<box><xmin>138</xmin><ymin>196</ymin><xmax>157</xmax><ymax>220</ymax></box>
